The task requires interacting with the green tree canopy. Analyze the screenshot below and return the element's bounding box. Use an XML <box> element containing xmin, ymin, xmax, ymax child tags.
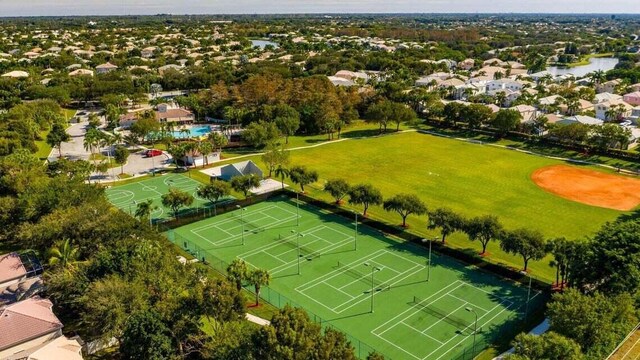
<box><xmin>382</xmin><ymin>193</ymin><xmax>427</xmax><ymax>227</ymax></box>
<box><xmin>348</xmin><ymin>183</ymin><xmax>383</xmax><ymax>216</ymax></box>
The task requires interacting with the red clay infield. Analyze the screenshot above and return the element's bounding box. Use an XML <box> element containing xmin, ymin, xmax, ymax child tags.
<box><xmin>531</xmin><ymin>165</ymin><xmax>640</xmax><ymax>211</ymax></box>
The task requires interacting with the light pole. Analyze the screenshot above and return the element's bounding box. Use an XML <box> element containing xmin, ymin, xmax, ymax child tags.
<box><xmin>521</xmin><ymin>270</ymin><xmax>532</xmax><ymax>324</ymax></box>
<box><xmin>354</xmin><ymin>211</ymin><xmax>358</xmax><ymax>251</ymax></box>
<box><xmin>364</xmin><ymin>263</ymin><xmax>381</xmax><ymax>313</ymax></box>
<box><xmin>296</xmin><ymin>191</ymin><xmax>300</xmax><ymax>226</ymax></box>
<box><xmin>465</xmin><ymin>307</ymin><xmax>478</xmax><ymax>356</ymax></box>
<box><xmin>236</xmin><ymin>205</ymin><xmax>246</xmax><ymax>245</ymax></box>
<box><xmin>291</xmin><ymin>230</ymin><xmax>304</xmax><ymax>275</ymax></box>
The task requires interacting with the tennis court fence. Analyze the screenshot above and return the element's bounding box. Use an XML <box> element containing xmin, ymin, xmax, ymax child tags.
<box><xmin>163</xmin><ymin>228</ymin><xmax>379</xmax><ymax>359</ymax></box>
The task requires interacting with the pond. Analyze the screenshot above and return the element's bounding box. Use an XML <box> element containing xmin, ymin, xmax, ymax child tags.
<box><xmin>250</xmin><ymin>39</ymin><xmax>279</xmax><ymax>49</ymax></box>
<box><xmin>546</xmin><ymin>57</ymin><xmax>619</xmax><ymax>78</ymax></box>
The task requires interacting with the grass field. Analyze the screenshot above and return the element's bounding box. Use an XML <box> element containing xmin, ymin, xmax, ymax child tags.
<box><xmin>223</xmin><ymin>131</ymin><xmax>628</xmax><ymax>282</ymax></box>
<box><xmin>169</xmin><ymin>196</ymin><xmax>540</xmax><ymax>360</ymax></box>
<box><xmin>105</xmin><ymin>174</ymin><xmax>233</xmax><ymax>221</ymax></box>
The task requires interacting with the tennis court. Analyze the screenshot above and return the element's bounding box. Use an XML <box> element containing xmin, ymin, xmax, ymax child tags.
<box><xmin>105</xmin><ymin>174</ymin><xmax>233</xmax><ymax>221</ymax></box>
<box><xmin>168</xmin><ymin>195</ymin><xmax>542</xmax><ymax>360</ymax></box>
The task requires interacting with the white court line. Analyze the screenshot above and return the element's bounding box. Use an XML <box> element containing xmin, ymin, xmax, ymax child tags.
<box><xmin>190</xmin><ymin>204</ymin><xmax>296</xmax><ymax>233</ymax></box>
<box><xmin>419</xmin><ymin>303</ymin><xmax>472</xmax><ymax>335</ymax></box>
<box><xmin>333</xmin><ymin>264</ymin><xmax>426</xmax><ymax>314</ymax></box>
<box><xmin>269</xmin><ymin>236</ymin><xmax>354</xmax><ymax>275</ymax></box>
<box><xmin>375</xmin><ymin>283</ymin><xmax>465</xmax><ymax>337</ymax></box>
<box><xmin>336</xmin><ymin>264</ymin><xmax>401</xmax><ymax>291</ymax></box>
<box><xmin>325</xmin><ymin>282</ymin><xmax>357</xmax><ymax>300</ymax></box>
<box><xmin>446</xmin><ymin>293</ymin><xmax>491</xmax><ymax>313</ymax></box>
<box><xmin>295</xmin><ymin>249</ymin><xmax>389</xmax><ymax>292</ymax></box>
<box><xmin>399</xmin><ymin>321</ymin><xmax>444</xmax><ymax>345</ymax></box>
<box><xmin>238</xmin><ymin>224</ymin><xmax>329</xmax><ymax>259</ymax></box>
<box><xmin>372</xmin><ymin>281</ymin><xmax>462</xmax><ymax>335</ymax></box>
<box><xmin>190</xmin><ymin>206</ymin><xmax>299</xmax><ymax>246</ymax></box>
<box><xmin>431</xmin><ymin>301</ymin><xmax>512</xmax><ymax>360</ymax></box>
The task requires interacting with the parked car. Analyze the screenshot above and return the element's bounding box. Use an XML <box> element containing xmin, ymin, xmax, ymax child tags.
<box><xmin>144</xmin><ymin>149</ymin><xmax>163</xmax><ymax>157</ymax></box>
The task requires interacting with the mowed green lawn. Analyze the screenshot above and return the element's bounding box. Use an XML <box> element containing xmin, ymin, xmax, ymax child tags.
<box><xmin>265</xmin><ymin>131</ymin><xmax>627</xmax><ymax>282</ymax></box>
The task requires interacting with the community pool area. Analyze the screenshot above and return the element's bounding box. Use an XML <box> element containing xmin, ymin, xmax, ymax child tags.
<box><xmin>149</xmin><ymin>125</ymin><xmax>215</xmax><ymax>140</ymax></box>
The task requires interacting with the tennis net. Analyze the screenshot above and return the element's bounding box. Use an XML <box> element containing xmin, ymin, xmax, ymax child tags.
<box><xmin>337</xmin><ymin>261</ymin><xmax>387</xmax><ymax>289</ymax></box>
<box><xmin>411</xmin><ymin>295</ymin><xmax>473</xmax><ymax>331</ymax></box>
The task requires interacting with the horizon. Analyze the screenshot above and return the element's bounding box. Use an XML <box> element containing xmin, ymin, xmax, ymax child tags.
<box><xmin>0</xmin><ymin>0</ymin><xmax>639</xmax><ymax>17</ymax></box>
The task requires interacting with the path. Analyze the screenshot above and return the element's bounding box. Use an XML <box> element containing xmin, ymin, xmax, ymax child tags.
<box><xmin>245</xmin><ymin>313</ymin><xmax>270</xmax><ymax>326</ymax></box>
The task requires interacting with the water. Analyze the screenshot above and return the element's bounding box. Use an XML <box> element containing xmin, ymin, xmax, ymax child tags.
<box><xmin>149</xmin><ymin>125</ymin><xmax>213</xmax><ymax>140</ymax></box>
<box><xmin>250</xmin><ymin>39</ymin><xmax>279</xmax><ymax>49</ymax></box>
<box><xmin>546</xmin><ymin>57</ymin><xmax>619</xmax><ymax>78</ymax></box>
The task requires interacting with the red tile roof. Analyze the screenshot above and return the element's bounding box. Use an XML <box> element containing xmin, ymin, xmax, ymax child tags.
<box><xmin>0</xmin><ymin>253</ymin><xmax>26</xmax><ymax>284</ymax></box>
<box><xmin>0</xmin><ymin>297</ymin><xmax>62</xmax><ymax>350</ymax></box>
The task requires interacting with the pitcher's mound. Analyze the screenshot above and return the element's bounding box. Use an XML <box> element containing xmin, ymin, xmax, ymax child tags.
<box><xmin>532</xmin><ymin>165</ymin><xmax>640</xmax><ymax>211</ymax></box>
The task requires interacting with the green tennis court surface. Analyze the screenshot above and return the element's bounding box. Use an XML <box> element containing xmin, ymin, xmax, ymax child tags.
<box><xmin>168</xmin><ymin>195</ymin><xmax>541</xmax><ymax>360</ymax></box>
<box><xmin>105</xmin><ymin>174</ymin><xmax>233</xmax><ymax>221</ymax></box>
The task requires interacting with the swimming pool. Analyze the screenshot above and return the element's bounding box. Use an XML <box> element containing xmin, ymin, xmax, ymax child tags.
<box><xmin>170</xmin><ymin>125</ymin><xmax>213</xmax><ymax>139</ymax></box>
<box><xmin>149</xmin><ymin>125</ymin><xmax>214</xmax><ymax>140</ymax></box>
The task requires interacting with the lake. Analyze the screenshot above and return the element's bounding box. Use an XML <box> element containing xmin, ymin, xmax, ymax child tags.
<box><xmin>546</xmin><ymin>57</ymin><xmax>619</xmax><ymax>78</ymax></box>
<box><xmin>250</xmin><ymin>39</ymin><xmax>279</xmax><ymax>49</ymax></box>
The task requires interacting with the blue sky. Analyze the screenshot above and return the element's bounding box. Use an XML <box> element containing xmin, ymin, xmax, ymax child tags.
<box><xmin>0</xmin><ymin>0</ymin><xmax>637</xmax><ymax>16</ymax></box>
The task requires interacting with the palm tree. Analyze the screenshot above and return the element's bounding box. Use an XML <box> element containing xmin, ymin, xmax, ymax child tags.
<box><xmin>99</xmin><ymin>133</ymin><xmax>116</xmax><ymax>179</ymax></box>
<box><xmin>226</xmin><ymin>259</ymin><xmax>248</xmax><ymax>291</ymax></box>
<box><xmin>208</xmin><ymin>131</ymin><xmax>228</xmax><ymax>155</ymax></box>
<box><xmin>84</xmin><ymin>128</ymin><xmax>101</xmax><ymax>167</ymax></box>
<box><xmin>135</xmin><ymin>199</ymin><xmax>157</xmax><ymax>224</ymax></box>
<box><xmin>589</xmin><ymin>70</ymin><xmax>605</xmax><ymax>87</ymax></box>
<box><xmin>274</xmin><ymin>165</ymin><xmax>289</xmax><ymax>189</ymax></box>
<box><xmin>47</xmin><ymin>239</ymin><xmax>80</xmax><ymax>270</ymax></box>
<box><xmin>198</xmin><ymin>141</ymin><xmax>214</xmax><ymax>168</ymax></box>
<box><xmin>249</xmin><ymin>268</ymin><xmax>271</xmax><ymax>306</ymax></box>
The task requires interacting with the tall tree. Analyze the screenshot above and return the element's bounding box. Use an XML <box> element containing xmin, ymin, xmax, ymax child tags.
<box><xmin>248</xmin><ymin>268</ymin><xmax>270</xmax><ymax>306</ymax></box>
<box><xmin>348</xmin><ymin>184</ymin><xmax>383</xmax><ymax>216</ymax></box>
<box><xmin>427</xmin><ymin>208</ymin><xmax>464</xmax><ymax>243</ymax></box>
<box><xmin>197</xmin><ymin>180</ymin><xmax>231</xmax><ymax>214</ymax></box>
<box><xmin>491</xmin><ymin>109</ymin><xmax>522</xmax><ymax>136</ymax></box>
<box><xmin>288</xmin><ymin>165</ymin><xmax>319</xmax><ymax>193</ymax></box>
<box><xmin>464</xmin><ymin>215</ymin><xmax>503</xmax><ymax>255</ymax></box>
<box><xmin>261</xmin><ymin>145</ymin><xmax>290</xmax><ymax>178</ymax></box>
<box><xmin>161</xmin><ymin>188</ymin><xmax>194</xmax><ymax>218</ymax></box>
<box><xmin>46</xmin><ymin>123</ymin><xmax>70</xmax><ymax>158</ymax></box>
<box><xmin>230</xmin><ymin>174</ymin><xmax>261</xmax><ymax>199</ymax></box>
<box><xmin>547</xmin><ymin>289</ymin><xmax>637</xmax><ymax>359</ymax></box>
<box><xmin>120</xmin><ymin>310</ymin><xmax>175</xmax><ymax>360</ymax></box>
<box><xmin>114</xmin><ymin>145</ymin><xmax>129</xmax><ymax>175</ymax></box>
<box><xmin>226</xmin><ymin>259</ymin><xmax>249</xmax><ymax>291</ymax></box>
<box><xmin>274</xmin><ymin>164</ymin><xmax>289</xmax><ymax>190</ymax></box>
<box><xmin>382</xmin><ymin>193</ymin><xmax>427</xmax><ymax>227</ymax></box>
<box><xmin>324</xmin><ymin>179</ymin><xmax>351</xmax><ymax>204</ymax></box>
<box><xmin>499</xmin><ymin>228</ymin><xmax>547</xmax><ymax>271</ymax></box>
<box><xmin>135</xmin><ymin>199</ymin><xmax>157</xmax><ymax>223</ymax></box>
<box><xmin>507</xmin><ymin>332</ymin><xmax>582</xmax><ymax>360</ymax></box>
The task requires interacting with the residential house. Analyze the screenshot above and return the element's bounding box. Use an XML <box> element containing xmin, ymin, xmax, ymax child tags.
<box><xmin>141</xmin><ymin>46</ymin><xmax>156</xmax><ymax>58</ymax></box>
<box><xmin>1</xmin><ymin>70</ymin><xmax>29</xmax><ymax>78</ymax></box>
<box><xmin>95</xmin><ymin>62</ymin><xmax>117</xmax><ymax>74</ymax></box>
<box><xmin>596</xmin><ymin>79</ymin><xmax>621</xmax><ymax>94</ymax></box>
<box><xmin>482</xmin><ymin>58</ymin><xmax>508</xmax><ymax>67</ymax></box>
<box><xmin>327</xmin><ymin>76</ymin><xmax>355</xmax><ymax>87</ymax></box>
<box><xmin>485</xmin><ymin>79</ymin><xmax>523</xmax><ymax>92</ymax></box>
<box><xmin>119</xmin><ymin>104</ymin><xmax>195</xmax><ymax>128</ymax></box>
<box><xmin>622</xmin><ymin>91</ymin><xmax>640</xmax><ymax>106</ymax></box>
<box><xmin>158</xmin><ymin>64</ymin><xmax>183</xmax><ymax>76</ymax></box>
<box><xmin>557</xmin><ymin>115</ymin><xmax>603</xmax><ymax>126</ymax></box>
<box><xmin>333</xmin><ymin>70</ymin><xmax>369</xmax><ymax>84</ymax></box>
<box><xmin>595</xmin><ymin>99</ymin><xmax>633</xmax><ymax>121</ymax></box>
<box><xmin>457</xmin><ymin>58</ymin><xmax>475</xmax><ymax>70</ymax></box>
<box><xmin>510</xmin><ymin>104</ymin><xmax>538</xmax><ymax>123</ymax></box>
<box><xmin>68</xmin><ymin>69</ymin><xmax>94</xmax><ymax>77</ymax></box>
<box><xmin>594</xmin><ymin>92</ymin><xmax>623</xmax><ymax>104</ymax></box>
<box><xmin>0</xmin><ymin>297</ymin><xmax>64</xmax><ymax>359</ymax></box>
<box><xmin>23</xmin><ymin>335</ymin><xmax>83</xmax><ymax>360</ymax></box>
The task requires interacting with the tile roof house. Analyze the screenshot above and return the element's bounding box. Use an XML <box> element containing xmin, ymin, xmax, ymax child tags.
<box><xmin>557</xmin><ymin>115</ymin><xmax>603</xmax><ymax>126</ymax></box>
<box><xmin>622</xmin><ymin>91</ymin><xmax>640</xmax><ymax>106</ymax></box>
<box><xmin>0</xmin><ymin>253</ymin><xmax>28</xmax><ymax>290</ymax></box>
<box><xmin>23</xmin><ymin>335</ymin><xmax>83</xmax><ymax>360</ymax></box>
<box><xmin>95</xmin><ymin>62</ymin><xmax>117</xmax><ymax>74</ymax></box>
<box><xmin>0</xmin><ymin>297</ymin><xmax>63</xmax><ymax>359</ymax></box>
<box><xmin>1</xmin><ymin>71</ymin><xmax>29</xmax><ymax>78</ymax></box>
